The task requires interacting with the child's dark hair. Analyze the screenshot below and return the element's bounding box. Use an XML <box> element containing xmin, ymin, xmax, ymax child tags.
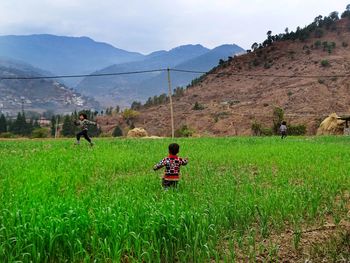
<box><xmin>79</xmin><ymin>113</ymin><xmax>88</xmax><ymax>119</ymax></box>
<box><xmin>169</xmin><ymin>143</ymin><xmax>180</xmax><ymax>155</ymax></box>
<box><xmin>282</xmin><ymin>121</ymin><xmax>287</xmax><ymax>125</ymax></box>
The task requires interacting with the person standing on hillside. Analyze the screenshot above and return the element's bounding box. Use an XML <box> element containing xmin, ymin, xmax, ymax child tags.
<box><xmin>74</xmin><ymin>113</ymin><xmax>96</xmax><ymax>146</ymax></box>
<box><xmin>153</xmin><ymin>143</ymin><xmax>189</xmax><ymax>189</ymax></box>
<box><xmin>280</xmin><ymin>121</ymin><xmax>287</xmax><ymax>139</ymax></box>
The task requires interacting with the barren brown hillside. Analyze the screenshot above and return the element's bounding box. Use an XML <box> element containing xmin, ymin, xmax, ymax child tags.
<box><xmin>131</xmin><ymin>18</ymin><xmax>350</xmax><ymax>136</ymax></box>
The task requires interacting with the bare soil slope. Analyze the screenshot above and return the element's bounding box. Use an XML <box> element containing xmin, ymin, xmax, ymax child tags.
<box><xmin>135</xmin><ymin>19</ymin><xmax>350</xmax><ymax>136</ymax></box>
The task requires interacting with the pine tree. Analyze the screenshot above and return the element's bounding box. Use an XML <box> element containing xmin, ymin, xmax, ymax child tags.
<box><xmin>50</xmin><ymin>116</ymin><xmax>56</xmax><ymax>136</ymax></box>
<box><xmin>115</xmin><ymin>105</ymin><xmax>120</xmax><ymax>114</ymax></box>
<box><xmin>89</xmin><ymin>123</ymin><xmax>101</xmax><ymax>137</ymax></box>
<box><xmin>0</xmin><ymin>114</ymin><xmax>7</xmax><ymax>133</ymax></box>
<box><xmin>61</xmin><ymin>115</ymin><xmax>75</xmax><ymax>137</ymax></box>
<box><xmin>112</xmin><ymin>125</ymin><xmax>123</xmax><ymax>137</ymax></box>
<box><xmin>33</xmin><ymin>119</ymin><xmax>41</xmax><ymax>129</ymax></box>
<box><xmin>26</xmin><ymin>118</ymin><xmax>34</xmax><ymax>136</ymax></box>
<box><xmin>10</xmin><ymin>112</ymin><xmax>25</xmax><ymax>135</ymax></box>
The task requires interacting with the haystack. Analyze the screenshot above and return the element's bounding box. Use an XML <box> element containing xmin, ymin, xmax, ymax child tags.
<box><xmin>317</xmin><ymin>113</ymin><xmax>345</xmax><ymax>135</ymax></box>
<box><xmin>127</xmin><ymin>128</ymin><xmax>148</xmax><ymax>138</ymax></box>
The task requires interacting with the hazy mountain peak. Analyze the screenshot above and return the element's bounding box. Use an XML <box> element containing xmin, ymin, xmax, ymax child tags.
<box><xmin>0</xmin><ymin>34</ymin><xmax>145</xmax><ymax>86</ymax></box>
<box><xmin>170</xmin><ymin>44</ymin><xmax>207</xmax><ymax>51</ymax></box>
<box><xmin>0</xmin><ymin>33</ymin><xmax>245</xmax><ymax>109</ymax></box>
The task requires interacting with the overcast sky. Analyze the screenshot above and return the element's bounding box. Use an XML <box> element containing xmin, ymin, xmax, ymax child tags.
<box><xmin>0</xmin><ymin>0</ymin><xmax>349</xmax><ymax>54</ymax></box>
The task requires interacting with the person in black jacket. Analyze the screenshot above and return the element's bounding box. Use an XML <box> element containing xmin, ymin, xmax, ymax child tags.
<box><xmin>74</xmin><ymin>113</ymin><xmax>96</xmax><ymax>146</ymax></box>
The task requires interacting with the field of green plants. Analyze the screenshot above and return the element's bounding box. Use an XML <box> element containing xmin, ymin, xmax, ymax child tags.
<box><xmin>0</xmin><ymin>137</ymin><xmax>349</xmax><ymax>262</ymax></box>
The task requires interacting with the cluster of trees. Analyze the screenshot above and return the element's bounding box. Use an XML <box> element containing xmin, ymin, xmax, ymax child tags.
<box><xmin>129</xmin><ymin>87</ymin><xmax>186</xmax><ymax>110</ymax></box>
<box><xmin>144</xmin><ymin>93</ymin><xmax>168</xmax><ymax>108</ymax></box>
<box><xmin>104</xmin><ymin>106</ymin><xmax>120</xmax><ymax>116</ymax></box>
<box><xmin>312</xmin><ymin>40</ymin><xmax>337</xmax><ymax>54</ymax></box>
<box><xmin>122</xmin><ymin>108</ymin><xmax>139</xmax><ymax>128</ymax></box>
<box><xmin>187</xmin><ymin>74</ymin><xmax>208</xmax><ymax>88</ymax></box>
<box><xmin>175</xmin><ymin>125</ymin><xmax>195</xmax><ymax>137</ymax></box>
<box><xmin>0</xmin><ymin>113</ymin><xmax>42</xmax><ymax>137</ymax></box>
<box><xmin>0</xmin><ymin>107</ymin><xmax>140</xmax><ymax>138</ymax></box>
<box><xmin>0</xmin><ymin>110</ymin><xmax>104</xmax><ymax>138</ymax></box>
<box><xmin>192</xmin><ymin>102</ymin><xmax>205</xmax><ymax>110</ymax></box>
<box><xmin>130</xmin><ymin>101</ymin><xmax>142</xmax><ymax>110</ymax></box>
<box><xmin>250</xmin><ymin>5</ymin><xmax>350</xmax><ymax>52</ymax></box>
<box><xmin>342</xmin><ymin>4</ymin><xmax>350</xmax><ymax>18</ymax></box>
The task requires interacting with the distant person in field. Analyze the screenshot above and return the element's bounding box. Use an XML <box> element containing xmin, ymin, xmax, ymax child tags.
<box><xmin>280</xmin><ymin>121</ymin><xmax>287</xmax><ymax>139</ymax></box>
<box><xmin>153</xmin><ymin>143</ymin><xmax>188</xmax><ymax>189</ymax></box>
<box><xmin>74</xmin><ymin>113</ymin><xmax>97</xmax><ymax>146</ymax></box>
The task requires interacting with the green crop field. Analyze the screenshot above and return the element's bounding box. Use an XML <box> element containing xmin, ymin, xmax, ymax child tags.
<box><xmin>0</xmin><ymin>137</ymin><xmax>349</xmax><ymax>262</ymax></box>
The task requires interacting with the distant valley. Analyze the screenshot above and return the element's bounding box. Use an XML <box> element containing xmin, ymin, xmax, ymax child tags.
<box><xmin>0</xmin><ymin>34</ymin><xmax>244</xmax><ymax>112</ymax></box>
<box><xmin>77</xmin><ymin>44</ymin><xmax>244</xmax><ymax>106</ymax></box>
<box><xmin>0</xmin><ymin>58</ymin><xmax>99</xmax><ymax>116</ymax></box>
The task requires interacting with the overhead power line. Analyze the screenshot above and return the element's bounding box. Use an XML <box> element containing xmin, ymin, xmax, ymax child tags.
<box><xmin>0</xmin><ymin>69</ymin><xmax>167</xmax><ymax>80</ymax></box>
<box><xmin>1</xmin><ymin>68</ymin><xmax>350</xmax><ymax>81</ymax></box>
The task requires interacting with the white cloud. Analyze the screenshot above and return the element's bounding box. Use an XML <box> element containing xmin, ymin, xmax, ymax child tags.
<box><xmin>0</xmin><ymin>0</ymin><xmax>349</xmax><ymax>53</ymax></box>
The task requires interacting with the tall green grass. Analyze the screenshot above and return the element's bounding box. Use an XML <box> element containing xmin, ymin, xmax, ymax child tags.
<box><xmin>0</xmin><ymin>137</ymin><xmax>349</xmax><ymax>262</ymax></box>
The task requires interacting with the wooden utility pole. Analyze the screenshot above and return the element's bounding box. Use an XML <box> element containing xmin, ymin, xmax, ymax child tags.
<box><xmin>21</xmin><ymin>97</ymin><xmax>25</xmax><ymax>113</ymax></box>
<box><xmin>167</xmin><ymin>68</ymin><xmax>175</xmax><ymax>139</ymax></box>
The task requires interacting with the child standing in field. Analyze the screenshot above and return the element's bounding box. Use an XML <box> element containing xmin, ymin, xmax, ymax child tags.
<box><xmin>74</xmin><ymin>113</ymin><xmax>97</xmax><ymax>146</ymax></box>
<box><xmin>280</xmin><ymin>121</ymin><xmax>287</xmax><ymax>139</ymax></box>
<box><xmin>153</xmin><ymin>143</ymin><xmax>188</xmax><ymax>189</ymax></box>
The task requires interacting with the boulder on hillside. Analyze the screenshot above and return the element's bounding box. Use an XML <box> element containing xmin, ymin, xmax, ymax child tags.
<box><xmin>127</xmin><ymin>128</ymin><xmax>148</xmax><ymax>138</ymax></box>
<box><xmin>317</xmin><ymin>113</ymin><xmax>345</xmax><ymax>135</ymax></box>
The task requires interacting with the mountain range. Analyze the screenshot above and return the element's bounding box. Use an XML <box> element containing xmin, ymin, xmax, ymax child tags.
<box><xmin>0</xmin><ymin>34</ymin><xmax>143</xmax><ymax>87</ymax></box>
<box><xmin>0</xmin><ymin>34</ymin><xmax>244</xmax><ymax>112</ymax></box>
<box><xmin>76</xmin><ymin>44</ymin><xmax>244</xmax><ymax>106</ymax></box>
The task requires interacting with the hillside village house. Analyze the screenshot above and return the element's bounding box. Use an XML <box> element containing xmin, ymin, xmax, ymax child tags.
<box><xmin>38</xmin><ymin>117</ymin><xmax>51</xmax><ymax>126</ymax></box>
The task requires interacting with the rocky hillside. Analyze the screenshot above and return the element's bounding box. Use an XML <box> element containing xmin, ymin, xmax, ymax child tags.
<box><xmin>133</xmin><ymin>14</ymin><xmax>350</xmax><ymax>136</ymax></box>
<box><xmin>0</xmin><ymin>58</ymin><xmax>99</xmax><ymax>116</ymax></box>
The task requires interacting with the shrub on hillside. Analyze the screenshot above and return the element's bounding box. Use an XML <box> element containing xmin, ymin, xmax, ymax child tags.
<box><xmin>251</xmin><ymin>121</ymin><xmax>273</xmax><ymax>136</ymax></box>
<box><xmin>112</xmin><ymin>126</ymin><xmax>123</xmax><ymax>137</ymax></box>
<box><xmin>192</xmin><ymin>102</ymin><xmax>205</xmax><ymax>110</ymax></box>
<box><xmin>321</xmin><ymin>59</ymin><xmax>330</xmax><ymax>67</ymax></box>
<box><xmin>288</xmin><ymin>125</ymin><xmax>307</xmax><ymax>136</ymax></box>
<box><xmin>122</xmin><ymin>109</ymin><xmax>139</xmax><ymax>126</ymax></box>
<box><xmin>31</xmin><ymin>128</ymin><xmax>49</xmax><ymax>138</ymax></box>
<box><xmin>0</xmin><ymin>132</ymin><xmax>17</xmax><ymax>138</ymax></box>
<box><xmin>175</xmin><ymin>125</ymin><xmax>195</xmax><ymax>137</ymax></box>
<box><xmin>264</xmin><ymin>62</ymin><xmax>272</xmax><ymax>69</ymax></box>
<box><xmin>252</xmin><ymin>59</ymin><xmax>260</xmax><ymax>67</ymax></box>
<box><xmin>318</xmin><ymin>79</ymin><xmax>325</xmax><ymax>84</ymax></box>
<box><xmin>314</xmin><ymin>40</ymin><xmax>322</xmax><ymax>49</ymax></box>
<box><xmin>251</xmin><ymin>121</ymin><xmax>262</xmax><ymax>136</ymax></box>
